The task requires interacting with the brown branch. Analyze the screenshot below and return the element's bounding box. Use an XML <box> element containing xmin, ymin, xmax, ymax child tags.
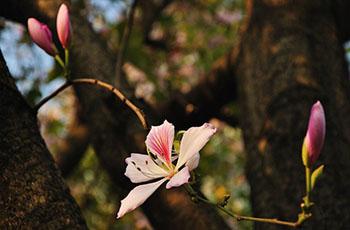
<box><xmin>34</xmin><ymin>78</ymin><xmax>148</xmax><ymax>129</ymax></box>
<box><xmin>115</xmin><ymin>0</ymin><xmax>138</xmax><ymax>85</ymax></box>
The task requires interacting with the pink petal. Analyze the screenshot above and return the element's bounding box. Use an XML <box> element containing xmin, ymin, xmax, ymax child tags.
<box><xmin>145</xmin><ymin>120</ymin><xmax>174</xmax><ymax>165</ymax></box>
<box><xmin>57</xmin><ymin>3</ymin><xmax>71</xmax><ymax>48</ymax></box>
<box><xmin>305</xmin><ymin>101</ymin><xmax>326</xmax><ymax>165</ymax></box>
<box><xmin>27</xmin><ymin>18</ymin><xmax>56</xmax><ymax>56</ymax></box>
<box><xmin>176</xmin><ymin>123</ymin><xmax>216</xmax><ymax>170</ymax></box>
<box><xmin>125</xmin><ymin>153</ymin><xmax>168</xmax><ymax>183</ymax></box>
<box><xmin>186</xmin><ymin>152</ymin><xmax>200</xmax><ymax>171</ymax></box>
<box><xmin>117</xmin><ymin>178</ymin><xmax>166</xmax><ymax>218</ymax></box>
<box><xmin>166</xmin><ymin>166</ymin><xmax>190</xmax><ymax>189</ymax></box>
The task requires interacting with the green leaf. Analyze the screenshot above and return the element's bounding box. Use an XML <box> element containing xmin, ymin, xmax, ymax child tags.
<box><xmin>311</xmin><ymin>165</ymin><xmax>324</xmax><ymax>190</ymax></box>
<box><xmin>173</xmin><ymin>140</ymin><xmax>180</xmax><ymax>154</ymax></box>
<box><xmin>301</xmin><ymin>138</ymin><xmax>309</xmax><ymax>167</ymax></box>
<box><xmin>173</xmin><ymin>130</ymin><xmax>185</xmax><ymax>154</ymax></box>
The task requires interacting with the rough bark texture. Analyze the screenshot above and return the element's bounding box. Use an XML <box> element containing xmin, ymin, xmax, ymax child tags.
<box><xmin>236</xmin><ymin>0</ymin><xmax>350</xmax><ymax>229</ymax></box>
<box><xmin>0</xmin><ymin>51</ymin><xmax>87</xmax><ymax>228</ymax></box>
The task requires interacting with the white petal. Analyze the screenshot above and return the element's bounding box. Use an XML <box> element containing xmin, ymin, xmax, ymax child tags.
<box><xmin>145</xmin><ymin>120</ymin><xmax>174</xmax><ymax>165</ymax></box>
<box><xmin>166</xmin><ymin>166</ymin><xmax>190</xmax><ymax>189</ymax></box>
<box><xmin>176</xmin><ymin>123</ymin><xmax>216</xmax><ymax>170</ymax></box>
<box><xmin>117</xmin><ymin>178</ymin><xmax>167</xmax><ymax>218</ymax></box>
<box><xmin>186</xmin><ymin>152</ymin><xmax>200</xmax><ymax>171</ymax></box>
<box><xmin>125</xmin><ymin>153</ymin><xmax>168</xmax><ymax>183</ymax></box>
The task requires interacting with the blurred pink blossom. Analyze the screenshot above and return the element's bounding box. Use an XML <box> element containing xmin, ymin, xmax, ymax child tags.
<box><xmin>57</xmin><ymin>4</ymin><xmax>72</xmax><ymax>48</ymax></box>
<box><xmin>216</xmin><ymin>10</ymin><xmax>242</xmax><ymax>25</ymax></box>
<box><xmin>27</xmin><ymin>18</ymin><xmax>56</xmax><ymax>56</ymax></box>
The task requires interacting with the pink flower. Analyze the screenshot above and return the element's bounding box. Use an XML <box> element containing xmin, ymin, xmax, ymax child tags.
<box><xmin>117</xmin><ymin>120</ymin><xmax>216</xmax><ymax>218</ymax></box>
<box><xmin>56</xmin><ymin>4</ymin><xmax>71</xmax><ymax>48</ymax></box>
<box><xmin>27</xmin><ymin>18</ymin><xmax>57</xmax><ymax>56</ymax></box>
<box><xmin>304</xmin><ymin>101</ymin><xmax>326</xmax><ymax>165</ymax></box>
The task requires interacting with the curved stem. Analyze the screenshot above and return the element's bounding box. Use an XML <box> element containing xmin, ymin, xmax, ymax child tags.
<box><xmin>34</xmin><ymin>78</ymin><xmax>148</xmax><ymax>129</ymax></box>
<box><xmin>184</xmin><ymin>184</ymin><xmax>310</xmax><ymax>228</ymax></box>
<box><xmin>34</xmin><ymin>81</ymin><xmax>72</xmax><ymax>110</ymax></box>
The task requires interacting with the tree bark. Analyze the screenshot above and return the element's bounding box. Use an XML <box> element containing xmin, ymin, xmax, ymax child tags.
<box><xmin>236</xmin><ymin>0</ymin><xmax>350</xmax><ymax>229</ymax></box>
<box><xmin>0</xmin><ymin>50</ymin><xmax>87</xmax><ymax>228</ymax></box>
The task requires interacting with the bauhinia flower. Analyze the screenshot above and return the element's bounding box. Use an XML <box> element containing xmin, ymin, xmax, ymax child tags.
<box><xmin>117</xmin><ymin>120</ymin><xmax>217</xmax><ymax>218</ymax></box>
<box><xmin>302</xmin><ymin>101</ymin><xmax>326</xmax><ymax>166</ymax></box>
<box><xmin>27</xmin><ymin>18</ymin><xmax>57</xmax><ymax>56</ymax></box>
<box><xmin>56</xmin><ymin>3</ymin><xmax>72</xmax><ymax>48</ymax></box>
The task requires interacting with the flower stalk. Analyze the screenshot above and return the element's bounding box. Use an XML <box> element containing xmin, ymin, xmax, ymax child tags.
<box><xmin>54</xmin><ymin>55</ymin><xmax>65</xmax><ymax>69</ymax></box>
<box><xmin>305</xmin><ymin>166</ymin><xmax>311</xmax><ymax>207</ymax></box>
<box><xmin>65</xmin><ymin>48</ymin><xmax>69</xmax><ymax>67</ymax></box>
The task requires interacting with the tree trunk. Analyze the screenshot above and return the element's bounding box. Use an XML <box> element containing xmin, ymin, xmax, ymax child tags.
<box><xmin>0</xmin><ymin>50</ymin><xmax>87</xmax><ymax>228</ymax></box>
<box><xmin>236</xmin><ymin>0</ymin><xmax>350</xmax><ymax>229</ymax></box>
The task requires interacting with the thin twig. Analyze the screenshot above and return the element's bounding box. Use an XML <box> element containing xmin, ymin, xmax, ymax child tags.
<box><xmin>34</xmin><ymin>78</ymin><xmax>148</xmax><ymax>129</ymax></box>
<box><xmin>184</xmin><ymin>184</ymin><xmax>310</xmax><ymax>228</ymax></box>
<box><xmin>115</xmin><ymin>0</ymin><xmax>139</xmax><ymax>85</ymax></box>
<box><xmin>34</xmin><ymin>81</ymin><xmax>72</xmax><ymax>110</ymax></box>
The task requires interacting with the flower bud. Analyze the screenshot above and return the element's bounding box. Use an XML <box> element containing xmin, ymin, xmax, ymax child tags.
<box><xmin>27</xmin><ymin>18</ymin><xmax>57</xmax><ymax>56</ymax></box>
<box><xmin>303</xmin><ymin>101</ymin><xmax>326</xmax><ymax>166</ymax></box>
<box><xmin>56</xmin><ymin>4</ymin><xmax>72</xmax><ymax>48</ymax></box>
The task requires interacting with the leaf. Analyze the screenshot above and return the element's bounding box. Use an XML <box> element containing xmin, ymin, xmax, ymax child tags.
<box><xmin>301</xmin><ymin>138</ymin><xmax>309</xmax><ymax>167</ymax></box>
<box><xmin>311</xmin><ymin>165</ymin><xmax>324</xmax><ymax>190</ymax></box>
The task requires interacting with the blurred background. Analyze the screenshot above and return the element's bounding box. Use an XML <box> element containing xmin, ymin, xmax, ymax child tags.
<box><xmin>0</xmin><ymin>0</ymin><xmax>253</xmax><ymax>229</ymax></box>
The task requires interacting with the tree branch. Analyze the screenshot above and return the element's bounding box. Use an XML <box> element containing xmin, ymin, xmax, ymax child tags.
<box><xmin>35</xmin><ymin>78</ymin><xmax>148</xmax><ymax>129</ymax></box>
<box><xmin>115</xmin><ymin>0</ymin><xmax>138</xmax><ymax>86</ymax></box>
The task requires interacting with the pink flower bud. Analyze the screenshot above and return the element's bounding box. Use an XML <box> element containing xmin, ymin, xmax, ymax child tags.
<box><xmin>304</xmin><ymin>101</ymin><xmax>326</xmax><ymax>165</ymax></box>
<box><xmin>27</xmin><ymin>18</ymin><xmax>57</xmax><ymax>56</ymax></box>
<box><xmin>56</xmin><ymin>4</ymin><xmax>71</xmax><ymax>49</ymax></box>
